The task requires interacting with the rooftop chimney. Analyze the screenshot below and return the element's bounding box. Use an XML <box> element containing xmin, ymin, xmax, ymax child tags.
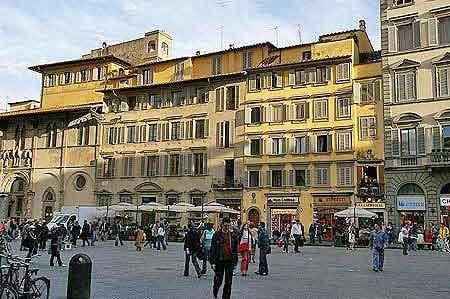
<box><xmin>229</xmin><ymin>44</ymin><xmax>235</xmax><ymax>49</ymax></box>
<box><xmin>359</xmin><ymin>20</ymin><xmax>366</xmax><ymax>31</ymax></box>
<box><xmin>196</xmin><ymin>50</ymin><xmax>201</xmax><ymax>56</ymax></box>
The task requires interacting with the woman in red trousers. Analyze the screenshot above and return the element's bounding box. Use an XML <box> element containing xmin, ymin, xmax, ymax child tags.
<box><xmin>239</xmin><ymin>222</ymin><xmax>253</xmax><ymax>276</ymax></box>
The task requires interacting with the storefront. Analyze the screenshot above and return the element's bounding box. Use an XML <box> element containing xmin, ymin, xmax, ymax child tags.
<box><xmin>312</xmin><ymin>194</ymin><xmax>352</xmax><ymax>241</ymax></box>
<box><xmin>266</xmin><ymin>194</ymin><xmax>299</xmax><ymax>238</ymax></box>
<box><xmin>397</xmin><ymin>194</ymin><xmax>426</xmax><ymax>227</ymax></box>
<box><xmin>356</xmin><ymin>202</ymin><xmax>386</xmax><ymax>224</ymax></box>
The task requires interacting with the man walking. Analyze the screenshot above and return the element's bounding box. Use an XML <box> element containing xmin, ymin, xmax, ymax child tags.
<box><xmin>290</xmin><ymin>220</ymin><xmax>304</xmax><ymax>253</ymax></box>
<box><xmin>157</xmin><ymin>222</ymin><xmax>167</xmax><ymax>250</ymax></box>
<box><xmin>184</xmin><ymin>224</ymin><xmax>202</xmax><ymax>278</ymax></box>
<box><xmin>369</xmin><ymin>224</ymin><xmax>388</xmax><ymax>272</ymax></box>
<box><xmin>210</xmin><ymin>217</ymin><xmax>238</xmax><ymax>299</ymax></box>
<box><xmin>255</xmin><ymin>221</ymin><xmax>270</xmax><ymax>276</ymax></box>
<box><xmin>113</xmin><ymin>219</ymin><xmax>124</xmax><ymax>247</ymax></box>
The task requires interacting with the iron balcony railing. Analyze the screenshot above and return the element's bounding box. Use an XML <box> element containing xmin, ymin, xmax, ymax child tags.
<box><xmin>211</xmin><ymin>178</ymin><xmax>243</xmax><ymax>190</ymax></box>
<box><xmin>429</xmin><ymin>149</ymin><xmax>450</xmax><ymax>165</ymax></box>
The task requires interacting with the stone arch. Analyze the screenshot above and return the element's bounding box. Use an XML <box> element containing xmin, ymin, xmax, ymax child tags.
<box><xmin>392</xmin><ymin>112</ymin><xmax>422</xmax><ymax>126</ymax></box>
<box><xmin>247</xmin><ymin>207</ymin><xmax>261</xmax><ymax>224</ymax></box>
<box><xmin>0</xmin><ymin>171</ymin><xmax>30</xmax><ymax>193</ymax></box>
<box><xmin>134</xmin><ymin>182</ymin><xmax>162</xmax><ymax>193</ymax></box>
<box><xmin>42</xmin><ymin>187</ymin><xmax>57</xmax><ymax>202</ymax></box>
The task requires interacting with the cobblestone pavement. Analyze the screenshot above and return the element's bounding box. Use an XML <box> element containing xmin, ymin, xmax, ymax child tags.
<box><xmin>8</xmin><ymin>240</ymin><xmax>450</xmax><ymax>299</ymax></box>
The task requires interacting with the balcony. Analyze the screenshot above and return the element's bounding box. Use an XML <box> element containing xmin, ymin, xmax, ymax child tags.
<box><xmin>356</xmin><ymin>183</ymin><xmax>385</xmax><ymax>202</ymax></box>
<box><xmin>211</xmin><ymin>178</ymin><xmax>243</xmax><ymax>190</ymax></box>
<box><xmin>400</xmin><ymin>157</ymin><xmax>418</xmax><ymax>166</ymax></box>
<box><xmin>429</xmin><ymin>149</ymin><xmax>450</xmax><ymax>167</ymax></box>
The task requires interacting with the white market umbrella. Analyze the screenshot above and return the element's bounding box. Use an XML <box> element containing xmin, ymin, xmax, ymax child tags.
<box><xmin>188</xmin><ymin>202</ymin><xmax>239</xmax><ymax>214</ymax></box>
<box><xmin>168</xmin><ymin>202</ymin><xmax>194</xmax><ymax>213</ymax></box>
<box><xmin>139</xmin><ymin>202</ymin><xmax>169</xmax><ymax>212</ymax></box>
<box><xmin>108</xmin><ymin>202</ymin><xmax>136</xmax><ymax>212</ymax></box>
<box><xmin>334</xmin><ymin>206</ymin><xmax>378</xmax><ymax>219</ymax></box>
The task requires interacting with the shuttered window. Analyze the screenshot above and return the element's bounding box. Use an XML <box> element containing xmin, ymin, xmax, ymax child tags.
<box><xmin>212</xmin><ymin>56</ymin><xmax>222</xmax><ymax>75</ymax></box>
<box><xmin>143</xmin><ymin>68</ymin><xmax>153</xmax><ymax>84</ymax></box>
<box><xmin>314</xmin><ymin>99</ymin><xmax>328</xmax><ymax>120</ymax></box>
<box><xmin>123</xmin><ymin>157</ymin><xmax>134</xmax><ymax>177</ymax></box>
<box><xmin>336</xmin><ymin>97</ymin><xmax>351</xmax><ymax>118</ymax></box>
<box><xmin>242</xmin><ymin>51</ymin><xmax>253</xmax><ymax>69</ymax></box>
<box><xmin>336</xmin><ymin>131</ymin><xmax>352</xmax><ymax>151</ymax></box>
<box><xmin>395</xmin><ymin>71</ymin><xmax>416</xmax><ymax>102</ymax></box>
<box><xmin>437</xmin><ymin>66</ymin><xmax>450</xmax><ymax>98</ymax></box>
<box><xmin>438</xmin><ymin>16</ymin><xmax>450</xmax><ymax>45</ymax></box>
<box><xmin>359</xmin><ymin>117</ymin><xmax>377</xmax><ymax>139</ymax></box>
<box><xmin>338</xmin><ymin>166</ymin><xmax>353</xmax><ymax>186</ymax></box>
<box><xmin>248</xmin><ymin>170</ymin><xmax>260</xmax><ymax>187</ymax></box>
<box><xmin>336</xmin><ymin>63</ymin><xmax>350</xmax><ymax>82</ymax></box>
<box><xmin>193</xmin><ymin>153</ymin><xmax>207</xmax><ymax>175</ymax></box>
<box><xmin>361</xmin><ymin>80</ymin><xmax>381</xmax><ymax>103</ymax></box>
<box><xmin>315</xmin><ymin>167</ymin><xmax>329</xmax><ymax>186</ymax></box>
<box><xmin>103</xmin><ymin>158</ymin><xmax>116</xmax><ymax>177</ymax></box>
<box><xmin>294</xmin><ymin>136</ymin><xmax>309</xmax><ymax>154</ymax></box>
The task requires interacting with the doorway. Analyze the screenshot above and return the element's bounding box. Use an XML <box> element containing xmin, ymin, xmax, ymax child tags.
<box><xmin>141</xmin><ymin>196</ymin><xmax>157</xmax><ymax>225</ymax></box>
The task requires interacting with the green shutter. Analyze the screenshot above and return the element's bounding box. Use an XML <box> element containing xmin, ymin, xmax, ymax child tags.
<box><xmin>392</xmin><ymin>129</ymin><xmax>400</xmax><ymax>157</ymax></box>
<box><xmin>433</xmin><ymin>126</ymin><xmax>441</xmax><ymax>150</ymax></box>
<box><xmin>417</xmin><ymin>127</ymin><xmax>425</xmax><ymax>155</ymax></box>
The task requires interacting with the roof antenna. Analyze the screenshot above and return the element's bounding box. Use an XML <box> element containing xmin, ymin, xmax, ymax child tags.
<box><xmin>297</xmin><ymin>24</ymin><xmax>302</xmax><ymax>43</ymax></box>
<box><xmin>272</xmin><ymin>26</ymin><xmax>279</xmax><ymax>47</ymax></box>
<box><xmin>216</xmin><ymin>0</ymin><xmax>232</xmax><ymax>50</ymax></box>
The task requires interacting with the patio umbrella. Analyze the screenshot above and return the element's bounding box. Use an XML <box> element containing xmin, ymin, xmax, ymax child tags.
<box><xmin>188</xmin><ymin>202</ymin><xmax>239</xmax><ymax>214</ymax></box>
<box><xmin>334</xmin><ymin>206</ymin><xmax>378</xmax><ymax>218</ymax></box>
<box><xmin>167</xmin><ymin>202</ymin><xmax>194</xmax><ymax>213</ymax></box>
<box><xmin>138</xmin><ymin>202</ymin><xmax>169</xmax><ymax>212</ymax></box>
<box><xmin>108</xmin><ymin>202</ymin><xmax>136</xmax><ymax>212</ymax></box>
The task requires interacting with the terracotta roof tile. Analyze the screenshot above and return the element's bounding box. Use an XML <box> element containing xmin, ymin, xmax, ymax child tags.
<box><xmin>0</xmin><ymin>103</ymin><xmax>102</xmax><ymax>118</ymax></box>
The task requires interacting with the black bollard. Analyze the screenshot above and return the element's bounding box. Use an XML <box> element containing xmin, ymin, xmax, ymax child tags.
<box><xmin>67</xmin><ymin>253</ymin><xmax>92</xmax><ymax>299</ymax></box>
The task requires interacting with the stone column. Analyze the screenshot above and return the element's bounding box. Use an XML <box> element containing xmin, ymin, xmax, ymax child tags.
<box><xmin>0</xmin><ymin>193</ymin><xmax>6</xmax><ymax>220</ymax></box>
<box><xmin>26</xmin><ymin>190</ymin><xmax>35</xmax><ymax>219</ymax></box>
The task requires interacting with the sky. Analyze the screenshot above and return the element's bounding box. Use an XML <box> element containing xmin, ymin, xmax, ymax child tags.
<box><xmin>0</xmin><ymin>0</ymin><xmax>380</xmax><ymax>111</ymax></box>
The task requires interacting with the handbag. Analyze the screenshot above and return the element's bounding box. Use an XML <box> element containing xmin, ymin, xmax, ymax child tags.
<box><xmin>238</xmin><ymin>243</ymin><xmax>249</xmax><ymax>252</ymax></box>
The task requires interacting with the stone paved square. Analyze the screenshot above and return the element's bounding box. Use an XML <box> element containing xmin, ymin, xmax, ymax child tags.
<box><xmin>8</xmin><ymin>241</ymin><xmax>450</xmax><ymax>299</ymax></box>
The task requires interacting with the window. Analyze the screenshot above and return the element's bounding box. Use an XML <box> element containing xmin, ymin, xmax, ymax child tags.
<box><xmin>295</xmin><ymin>169</ymin><xmax>306</xmax><ymax>187</ymax></box>
<box><xmin>15</xmin><ymin>124</ymin><xmax>25</xmax><ymax>149</ymax></box>
<box><xmin>63</xmin><ymin>72</ymin><xmax>72</xmax><ymax>84</ymax></box>
<box><xmin>248</xmin><ymin>170</ymin><xmax>260</xmax><ymax>187</ymax></box>
<box><xmin>394</xmin><ymin>0</ymin><xmax>413</xmax><ymax>6</ymax></box>
<box><xmin>191</xmin><ymin>196</ymin><xmax>203</xmax><ymax>207</ymax></box>
<box><xmin>127</xmin><ymin>96</ymin><xmax>137</xmax><ymax>110</ymax></box>
<box><xmin>148</xmin><ymin>124</ymin><xmax>158</xmax><ymax>142</ymax></box>
<box><xmin>336</xmin><ymin>63</ymin><xmax>350</xmax><ymax>82</ymax></box>
<box><xmin>361</xmin><ymin>80</ymin><xmax>381</xmax><ymax>103</ymax></box>
<box><xmin>439</xmin><ymin>16</ymin><xmax>450</xmax><ymax>45</ymax></box>
<box><xmin>316</xmin><ymin>167</ymin><xmax>329</xmax><ymax>186</ymax></box>
<box><xmin>398</xmin><ymin>24</ymin><xmax>413</xmax><ymax>51</ymax></box>
<box><xmin>161</xmin><ymin>42</ymin><xmax>169</xmax><ymax>55</ymax></box>
<box><xmin>443</xmin><ymin>126</ymin><xmax>450</xmax><ymax>148</ymax></box>
<box><xmin>242</xmin><ymin>51</ymin><xmax>252</xmax><ymax>69</ymax></box>
<box><xmin>250</xmin><ymin>139</ymin><xmax>261</xmax><ymax>156</ymax></box>
<box><xmin>195</xmin><ymin>119</ymin><xmax>207</xmax><ymax>139</ymax></box>
<box><xmin>149</xmin><ymin>94</ymin><xmax>161</xmax><ymax>108</ymax></box>
<box><xmin>314</xmin><ymin>99</ymin><xmax>328</xmax><ymax>120</ymax></box>
<box><xmin>75</xmin><ymin>175</ymin><xmax>87</xmax><ymax>190</ymax></box>
<box><xmin>272</xmin><ymin>72</ymin><xmax>282</xmax><ymax>88</ymax></box>
<box><xmin>295</xmin><ymin>69</ymin><xmax>316</xmax><ymax>85</ymax></box>
<box><xmin>336</xmin><ymin>131</ymin><xmax>352</xmax><ymax>151</ymax></box>
<box><xmin>143</xmin><ymin>68</ymin><xmax>153</xmax><ymax>84</ymax></box>
<box><xmin>338</xmin><ymin>166</ymin><xmax>353</xmax><ymax>186</ymax></box>
<box><xmin>249</xmin><ymin>74</ymin><xmax>262</xmax><ymax>91</ymax></box>
<box><xmin>77</xmin><ymin>125</ymin><xmax>89</xmax><ymax>146</ymax></box>
<box><xmin>137</xmin><ymin>125</ymin><xmax>147</xmax><ymax>143</ymax></box>
<box><xmin>127</xmin><ymin>126</ymin><xmax>136</xmax><ymax>143</ymax></box>
<box><xmin>46</xmin><ymin>123</ymin><xmax>57</xmax><ymax>147</ymax></box>
<box><xmin>395</xmin><ymin>71</ymin><xmax>416</xmax><ymax>102</ymax></box>
<box><xmin>401</xmin><ymin>128</ymin><xmax>417</xmax><ymax>156</ymax></box>
<box><xmin>123</xmin><ymin>157</ymin><xmax>134</xmax><ymax>177</ymax></box>
<box><xmin>142</xmin><ymin>156</ymin><xmax>159</xmax><ymax>177</ymax></box>
<box><xmin>185</xmin><ymin>120</ymin><xmax>194</xmax><ymax>139</ymax></box>
<box><xmin>226</xmin><ymin>86</ymin><xmax>239</xmax><ymax>110</ymax></box>
<box><xmin>119</xmin><ymin>194</ymin><xmax>133</xmax><ymax>204</ymax></box>
<box><xmin>171</xmin><ymin>122</ymin><xmax>181</xmax><ymax>140</ymax></box>
<box><xmin>175</xmin><ymin>63</ymin><xmax>184</xmax><ymax>80</ymax></box>
<box><xmin>251</xmin><ymin>107</ymin><xmax>261</xmax><ymax>123</ymax></box>
<box><xmin>255</xmin><ymin>74</ymin><xmax>261</xmax><ymax>90</ymax></box>
<box><xmin>272</xmin><ymin>105</ymin><xmax>285</xmax><ymax>122</ymax></box>
<box><xmin>271</xmin><ymin>170</ymin><xmax>282</xmax><ymax>187</ymax></box>
<box><xmin>217</xmin><ymin>121</ymin><xmax>232</xmax><ymax>148</ymax></box>
<box><xmin>359</xmin><ymin>117</ymin><xmax>377</xmax><ymax>139</ymax></box>
<box><xmin>316</xmin><ymin>134</ymin><xmax>331</xmax><ymax>153</ymax></box>
<box><xmin>437</xmin><ymin>66</ymin><xmax>450</xmax><ymax>98</ymax></box>
<box><xmin>271</xmin><ymin>138</ymin><xmax>285</xmax><ymax>155</ymax></box>
<box><xmin>316</xmin><ymin>67</ymin><xmax>327</xmax><ymax>83</ymax></box>
<box><xmin>294</xmin><ymin>136</ymin><xmax>308</xmax><ymax>154</ymax></box>
<box><xmin>147</xmin><ymin>40</ymin><xmax>156</xmax><ymax>52</ymax></box>
<box><xmin>302</xmin><ymin>51</ymin><xmax>311</xmax><ymax>60</ymax></box>
<box><xmin>212</xmin><ymin>56</ymin><xmax>222</xmax><ymax>75</ymax></box>
<box><xmin>336</xmin><ymin>97</ymin><xmax>351</xmax><ymax>118</ymax></box>
<box><xmin>292</xmin><ymin>102</ymin><xmax>307</xmax><ymax>120</ymax></box>
<box><xmin>45</xmin><ymin>74</ymin><xmax>57</xmax><ymax>87</ymax></box>
<box><xmin>193</xmin><ymin>153</ymin><xmax>207</xmax><ymax>175</ymax></box>
<box><xmin>107</xmin><ymin>127</ymin><xmax>117</xmax><ymax>145</ymax></box>
<box><xmin>169</xmin><ymin>154</ymin><xmax>181</xmax><ymax>176</ymax></box>
<box><xmin>196</xmin><ymin>87</ymin><xmax>209</xmax><ymax>104</ymax></box>
<box><xmin>80</xmin><ymin>69</ymin><xmax>88</xmax><ymax>82</ymax></box>
<box><xmin>171</xmin><ymin>91</ymin><xmax>185</xmax><ymax>106</ymax></box>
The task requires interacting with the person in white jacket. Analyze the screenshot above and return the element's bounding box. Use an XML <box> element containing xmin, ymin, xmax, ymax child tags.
<box><xmin>398</xmin><ymin>225</ymin><xmax>409</xmax><ymax>255</ymax></box>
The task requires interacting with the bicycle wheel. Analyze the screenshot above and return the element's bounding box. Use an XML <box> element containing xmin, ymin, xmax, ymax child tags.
<box><xmin>29</xmin><ymin>277</ymin><xmax>49</xmax><ymax>299</ymax></box>
<box><xmin>0</xmin><ymin>285</ymin><xmax>19</xmax><ymax>299</ymax></box>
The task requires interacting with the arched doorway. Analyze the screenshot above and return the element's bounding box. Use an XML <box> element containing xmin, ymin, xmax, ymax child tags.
<box><xmin>439</xmin><ymin>183</ymin><xmax>450</xmax><ymax>226</ymax></box>
<box><xmin>7</xmin><ymin>178</ymin><xmax>27</xmax><ymax>220</ymax></box>
<box><xmin>397</xmin><ymin>183</ymin><xmax>425</xmax><ymax>227</ymax></box>
<box><xmin>248</xmin><ymin>208</ymin><xmax>260</xmax><ymax>225</ymax></box>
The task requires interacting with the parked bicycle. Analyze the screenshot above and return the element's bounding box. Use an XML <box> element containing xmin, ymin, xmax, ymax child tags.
<box><xmin>0</xmin><ymin>254</ymin><xmax>50</xmax><ymax>299</ymax></box>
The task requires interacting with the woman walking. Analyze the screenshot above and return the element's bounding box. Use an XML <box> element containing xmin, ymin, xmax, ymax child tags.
<box><xmin>280</xmin><ymin>224</ymin><xmax>289</xmax><ymax>253</ymax></box>
<box><xmin>238</xmin><ymin>223</ymin><xmax>252</xmax><ymax>276</ymax></box>
<box><xmin>135</xmin><ymin>225</ymin><xmax>145</xmax><ymax>252</ymax></box>
<box><xmin>249</xmin><ymin>223</ymin><xmax>258</xmax><ymax>263</ymax></box>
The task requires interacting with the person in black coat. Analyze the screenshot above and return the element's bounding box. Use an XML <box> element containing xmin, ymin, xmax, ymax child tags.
<box><xmin>39</xmin><ymin>221</ymin><xmax>49</xmax><ymax>250</ymax></box>
<box><xmin>210</xmin><ymin>217</ymin><xmax>238</xmax><ymax>299</ymax></box>
<box><xmin>183</xmin><ymin>224</ymin><xmax>202</xmax><ymax>278</ymax></box>
<box><xmin>49</xmin><ymin>226</ymin><xmax>65</xmax><ymax>267</ymax></box>
<box><xmin>71</xmin><ymin>221</ymin><xmax>81</xmax><ymax>247</ymax></box>
<box><xmin>81</xmin><ymin>220</ymin><xmax>91</xmax><ymax>247</ymax></box>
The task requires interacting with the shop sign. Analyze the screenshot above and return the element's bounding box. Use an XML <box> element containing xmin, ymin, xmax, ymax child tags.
<box><xmin>356</xmin><ymin>202</ymin><xmax>386</xmax><ymax>209</ymax></box>
<box><xmin>440</xmin><ymin>196</ymin><xmax>450</xmax><ymax>207</ymax></box>
<box><xmin>397</xmin><ymin>195</ymin><xmax>426</xmax><ymax>211</ymax></box>
<box><xmin>271</xmin><ymin>209</ymin><xmax>297</xmax><ymax>215</ymax></box>
<box><xmin>313</xmin><ymin>197</ymin><xmax>351</xmax><ymax>207</ymax></box>
<box><xmin>268</xmin><ymin>197</ymin><xmax>299</xmax><ymax>203</ymax></box>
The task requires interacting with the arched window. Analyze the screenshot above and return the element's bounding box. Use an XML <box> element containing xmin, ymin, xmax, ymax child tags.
<box><xmin>11</xmin><ymin>179</ymin><xmax>25</xmax><ymax>193</ymax></box>
<box><xmin>441</xmin><ymin>183</ymin><xmax>450</xmax><ymax>195</ymax></box>
<box><xmin>161</xmin><ymin>42</ymin><xmax>169</xmax><ymax>55</ymax></box>
<box><xmin>46</xmin><ymin>123</ymin><xmax>57</xmax><ymax>147</ymax></box>
<box><xmin>147</xmin><ymin>41</ymin><xmax>156</xmax><ymax>52</ymax></box>
<box><xmin>15</xmin><ymin>124</ymin><xmax>25</xmax><ymax>149</ymax></box>
<box><xmin>43</xmin><ymin>188</ymin><xmax>56</xmax><ymax>202</ymax></box>
<box><xmin>398</xmin><ymin>183</ymin><xmax>424</xmax><ymax>195</ymax></box>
